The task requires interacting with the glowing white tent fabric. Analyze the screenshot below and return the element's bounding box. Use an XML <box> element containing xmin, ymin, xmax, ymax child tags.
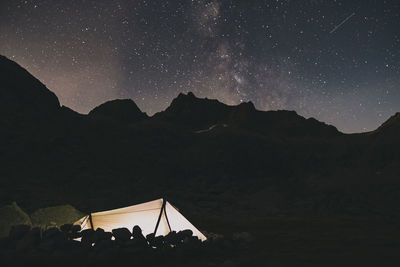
<box><xmin>75</xmin><ymin>198</ymin><xmax>206</xmax><ymax>241</ymax></box>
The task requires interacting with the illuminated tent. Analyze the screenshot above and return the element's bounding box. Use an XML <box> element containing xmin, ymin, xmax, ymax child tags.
<box><xmin>74</xmin><ymin>198</ymin><xmax>206</xmax><ymax>241</ymax></box>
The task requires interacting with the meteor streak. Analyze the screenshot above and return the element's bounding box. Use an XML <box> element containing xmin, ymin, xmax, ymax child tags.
<box><xmin>329</xmin><ymin>12</ymin><xmax>356</xmax><ymax>34</ymax></box>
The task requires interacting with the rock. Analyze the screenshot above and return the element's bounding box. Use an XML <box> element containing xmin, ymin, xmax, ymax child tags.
<box><xmin>177</xmin><ymin>229</ymin><xmax>193</xmax><ymax>242</ymax></box>
<box><xmin>94</xmin><ymin>228</ymin><xmax>112</xmax><ymax>242</ymax></box>
<box><xmin>60</xmin><ymin>223</ymin><xmax>73</xmax><ymax>233</ymax></box>
<box><xmin>146</xmin><ymin>233</ymin><xmax>155</xmax><ymax>242</ymax></box>
<box><xmin>103</xmin><ymin>232</ymin><xmax>113</xmax><ymax>241</ymax></box>
<box><xmin>70</xmin><ymin>224</ymin><xmax>81</xmax><ymax>233</ymax></box>
<box><xmin>9</xmin><ymin>224</ymin><xmax>31</xmax><ymax>241</ymax></box>
<box><xmin>152</xmin><ymin>236</ymin><xmax>165</xmax><ymax>249</ymax></box>
<box><xmin>146</xmin><ymin>233</ymin><xmax>155</xmax><ymax>247</ymax></box>
<box><xmin>132</xmin><ymin>225</ymin><xmax>143</xmax><ymax>238</ymax></box>
<box><xmin>112</xmin><ymin>228</ymin><xmax>131</xmax><ymax>241</ymax></box>
<box><xmin>80</xmin><ymin>229</ymin><xmax>95</xmax><ymax>247</ymax></box>
<box><xmin>81</xmin><ymin>229</ymin><xmax>95</xmax><ymax>239</ymax></box>
<box><xmin>132</xmin><ymin>225</ymin><xmax>148</xmax><ymax>247</ymax></box>
<box><xmin>165</xmin><ymin>231</ymin><xmax>179</xmax><ymax>246</ymax></box>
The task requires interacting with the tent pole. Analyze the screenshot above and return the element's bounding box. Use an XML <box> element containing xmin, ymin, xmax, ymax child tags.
<box><xmin>153</xmin><ymin>198</ymin><xmax>166</xmax><ymax>235</ymax></box>
<box><xmin>164</xmin><ymin>200</ymin><xmax>172</xmax><ymax>232</ymax></box>
<box><xmin>89</xmin><ymin>213</ymin><xmax>94</xmax><ymax>229</ymax></box>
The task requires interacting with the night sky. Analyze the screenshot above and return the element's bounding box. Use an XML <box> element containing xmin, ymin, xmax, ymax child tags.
<box><xmin>0</xmin><ymin>0</ymin><xmax>399</xmax><ymax>133</ymax></box>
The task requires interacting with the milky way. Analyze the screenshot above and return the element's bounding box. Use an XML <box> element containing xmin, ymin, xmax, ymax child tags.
<box><xmin>0</xmin><ymin>0</ymin><xmax>399</xmax><ymax>132</ymax></box>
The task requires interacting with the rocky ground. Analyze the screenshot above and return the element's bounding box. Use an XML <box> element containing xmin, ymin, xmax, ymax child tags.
<box><xmin>1</xmin><ymin>216</ymin><xmax>400</xmax><ymax>267</ymax></box>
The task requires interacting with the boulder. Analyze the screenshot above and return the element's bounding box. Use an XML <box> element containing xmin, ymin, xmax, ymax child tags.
<box><xmin>176</xmin><ymin>229</ymin><xmax>193</xmax><ymax>242</ymax></box>
<box><xmin>81</xmin><ymin>229</ymin><xmax>95</xmax><ymax>238</ymax></box>
<box><xmin>70</xmin><ymin>224</ymin><xmax>81</xmax><ymax>233</ymax></box>
<box><xmin>60</xmin><ymin>223</ymin><xmax>73</xmax><ymax>233</ymax></box>
<box><xmin>112</xmin><ymin>228</ymin><xmax>131</xmax><ymax>241</ymax></box>
<box><xmin>132</xmin><ymin>225</ymin><xmax>148</xmax><ymax>247</ymax></box>
<box><xmin>95</xmin><ymin>229</ymin><xmax>112</xmax><ymax>242</ymax></box>
<box><xmin>152</xmin><ymin>236</ymin><xmax>166</xmax><ymax>249</ymax></box>
<box><xmin>146</xmin><ymin>233</ymin><xmax>155</xmax><ymax>247</ymax></box>
<box><xmin>165</xmin><ymin>231</ymin><xmax>179</xmax><ymax>246</ymax></box>
<box><xmin>80</xmin><ymin>229</ymin><xmax>95</xmax><ymax>245</ymax></box>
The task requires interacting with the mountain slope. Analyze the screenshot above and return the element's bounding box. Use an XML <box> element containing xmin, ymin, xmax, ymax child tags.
<box><xmin>1</xmin><ymin>55</ymin><xmax>400</xmax><ymax>220</ymax></box>
<box><xmin>0</xmin><ymin>55</ymin><xmax>60</xmax><ymax>125</ymax></box>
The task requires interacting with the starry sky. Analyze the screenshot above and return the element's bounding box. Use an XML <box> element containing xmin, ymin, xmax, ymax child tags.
<box><xmin>0</xmin><ymin>0</ymin><xmax>399</xmax><ymax>133</ymax></box>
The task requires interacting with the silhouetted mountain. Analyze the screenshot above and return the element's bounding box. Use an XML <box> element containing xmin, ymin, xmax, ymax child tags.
<box><xmin>0</xmin><ymin>55</ymin><xmax>60</xmax><ymax>126</ymax></box>
<box><xmin>88</xmin><ymin>99</ymin><xmax>148</xmax><ymax>124</ymax></box>
<box><xmin>153</xmin><ymin>92</ymin><xmax>340</xmax><ymax>138</ymax></box>
<box><xmin>152</xmin><ymin>92</ymin><xmax>231</xmax><ymax>130</ymax></box>
<box><xmin>1</xmin><ymin>55</ymin><xmax>400</xmax><ymax>224</ymax></box>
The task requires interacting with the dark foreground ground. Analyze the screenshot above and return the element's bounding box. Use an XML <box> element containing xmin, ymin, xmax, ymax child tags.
<box><xmin>216</xmin><ymin>217</ymin><xmax>400</xmax><ymax>267</ymax></box>
<box><xmin>1</xmin><ymin>216</ymin><xmax>400</xmax><ymax>267</ymax></box>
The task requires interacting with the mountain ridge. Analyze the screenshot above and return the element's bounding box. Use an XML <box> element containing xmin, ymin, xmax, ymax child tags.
<box><xmin>1</xmin><ymin>55</ymin><xmax>400</xmax><ymax>220</ymax></box>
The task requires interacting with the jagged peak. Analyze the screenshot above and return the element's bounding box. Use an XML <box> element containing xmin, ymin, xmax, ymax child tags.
<box><xmin>175</xmin><ymin>91</ymin><xmax>196</xmax><ymax>100</ymax></box>
<box><xmin>167</xmin><ymin>91</ymin><xmax>225</xmax><ymax>111</ymax></box>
